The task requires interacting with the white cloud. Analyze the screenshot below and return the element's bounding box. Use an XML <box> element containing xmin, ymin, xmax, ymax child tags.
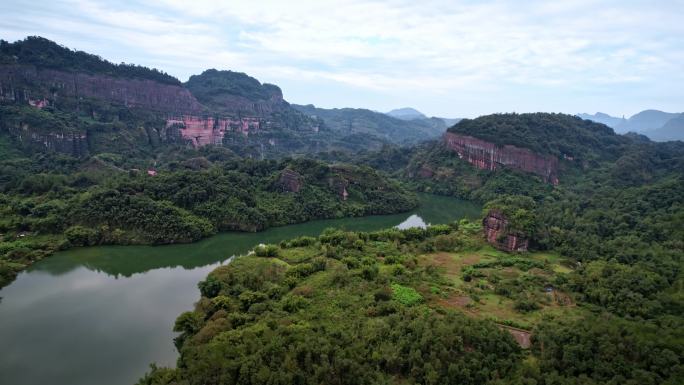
<box><xmin>0</xmin><ymin>0</ymin><xmax>682</xmax><ymax>116</ymax></box>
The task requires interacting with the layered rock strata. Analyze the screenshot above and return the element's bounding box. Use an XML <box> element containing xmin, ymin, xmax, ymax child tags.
<box><xmin>444</xmin><ymin>132</ymin><xmax>559</xmax><ymax>184</ymax></box>
<box><xmin>482</xmin><ymin>209</ymin><xmax>529</xmax><ymax>252</ymax></box>
<box><xmin>0</xmin><ymin>64</ymin><xmax>203</xmax><ymax>114</ymax></box>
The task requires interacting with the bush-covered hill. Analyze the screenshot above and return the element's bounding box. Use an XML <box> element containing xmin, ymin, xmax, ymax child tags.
<box><xmin>324</xmin><ymin>112</ymin><xmax>684</xmax><ymax>325</ymax></box>
<box><xmin>139</xmin><ymin>223</ymin><xmax>683</xmax><ymax>385</ymax></box>
<box><xmin>0</xmin><ymin>147</ymin><xmax>417</xmax><ymax>288</ymax></box>
<box><xmin>448</xmin><ymin>113</ymin><xmax>631</xmax><ymax>162</ymax></box>
<box><xmin>294</xmin><ymin>104</ymin><xmax>447</xmax><ymax>145</ymax></box>
<box><xmin>0</xmin><ymin>36</ymin><xmax>180</xmax><ymax>85</ymax></box>
<box><xmin>185</xmin><ymin>69</ymin><xmax>283</xmax><ymax>108</ymax></box>
<box><xmin>0</xmin><ymin>37</ymin><xmax>394</xmax><ymax>158</ymax></box>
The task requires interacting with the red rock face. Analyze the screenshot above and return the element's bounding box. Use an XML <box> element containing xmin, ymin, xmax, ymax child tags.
<box><xmin>444</xmin><ymin>132</ymin><xmax>559</xmax><ymax>184</ymax></box>
<box><xmin>482</xmin><ymin>210</ymin><xmax>529</xmax><ymax>252</ymax></box>
<box><xmin>0</xmin><ymin>64</ymin><xmax>203</xmax><ymax>114</ymax></box>
<box><xmin>166</xmin><ymin>115</ymin><xmax>261</xmax><ymax>147</ymax></box>
<box><xmin>277</xmin><ymin>169</ymin><xmax>303</xmax><ymax>193</ymax></box>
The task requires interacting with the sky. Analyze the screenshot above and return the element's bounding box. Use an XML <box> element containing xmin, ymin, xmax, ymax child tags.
<box><xmin>1</xmin><ymin>0</ymin><xmax>682</xmax><ymax>118</ymax></box>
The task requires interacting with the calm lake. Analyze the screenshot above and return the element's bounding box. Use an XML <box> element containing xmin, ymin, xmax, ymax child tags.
<box><xmin>0</xmin><ymin>194</ymin><xmax>480</xmax><ymax>385</ymax></box>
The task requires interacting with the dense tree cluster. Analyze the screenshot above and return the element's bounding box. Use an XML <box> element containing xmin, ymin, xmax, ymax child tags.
<box><xmin>139</xmin><ymin>224</ymin><xmax>523</xmax><ymax>385</ymax></box>
<box><xmin>0</xmin><ymin>147</ymin><xmax>416</xmax><ymax>288</ymax></box>
<box><xmin>140</xmin><ymin>222</ymin><xmax>683</xmax><ymax>385</ymax></box>
<box><xmin>0</xmin><ymin>36</ymin><xmax>180</xmax><ymax>84</ymax></box>
<box><xmin>185</xmin><ymin>69</ymin><xmax>282</xmax><ymax>104</ymax></box>
<box><xmin>448</xmin><ymin>113</ymin><xmax>630</xmax><ymax>161</ymax></box>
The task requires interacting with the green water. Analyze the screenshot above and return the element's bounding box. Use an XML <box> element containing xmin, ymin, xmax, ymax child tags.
<box><xmin>0</xmin><ymin>194</ymin><xmax>480</xmax><ymax>385</ymax></box>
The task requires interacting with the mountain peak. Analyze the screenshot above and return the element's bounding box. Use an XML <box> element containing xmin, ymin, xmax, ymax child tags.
<box><xmin>386</xmin><ymin>107</ymin><xmax>427</xmax><ymax>120</ymax></box>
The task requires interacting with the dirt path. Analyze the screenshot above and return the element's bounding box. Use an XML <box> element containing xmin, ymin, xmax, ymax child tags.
<box><xmin>497</xmin><ymin>324</ymin><xmax>532</xmax><ymax>348</ymax></box>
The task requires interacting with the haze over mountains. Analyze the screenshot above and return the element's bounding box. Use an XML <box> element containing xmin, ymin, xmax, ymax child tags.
<box><xmin>387</xmin><ymin>107</ymin><xmax>462</xmax><ymax>128</ymax></box>
<box><xmin>578</xmin><ymin>110</ymin><xmax>684</xmax><ymax>141</ymax></box>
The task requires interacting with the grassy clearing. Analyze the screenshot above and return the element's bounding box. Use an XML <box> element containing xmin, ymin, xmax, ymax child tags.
<box><xmin>419</xmin><ymin>245</ymin><xmax>583</xmax><ymax>328</ymax></box>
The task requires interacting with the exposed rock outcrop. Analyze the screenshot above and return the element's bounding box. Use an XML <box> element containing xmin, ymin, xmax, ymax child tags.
<box><xmin>444</xmin><ymin>132</ymin><xmax>559</xmax><ymax>184</ymax></box>
<box><xmin>329</xmin><ymin>176</ymin><xmax>350</xmax><ymax>200</ymax></box>
<box><xmin>277</xmin><ymin>169</ymin><xmax>303</xmax><ymax>193</ymax></box>
<box><xmin>165</xmin><ymin>115</ymin><xmax>260</xmax><ymax>147</ymax></box>
<box><xmin>4</xmin><ymin>123</ymin><xmax>88</xmax><ymax>156</ymax></box>
<box><xmin>482</xmin><ymin>210</ymin><xmax>529</xmax><ymax>252</ymax></box>
<box><xmin>0</xmin><ymin>64</ymin><xmax>204</xmax><ymax>115</ymax></box>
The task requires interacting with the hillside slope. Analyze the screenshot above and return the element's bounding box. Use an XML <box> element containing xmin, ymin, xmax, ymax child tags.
<box><xmin>0</xmin><ymin>37</ymin><xmax>388</xmax><ymax>159</ymax></box>
<box><xmin>293</xmin><ymin>104</ymin><xmax>447</xmax><ymax>144</ymax></box>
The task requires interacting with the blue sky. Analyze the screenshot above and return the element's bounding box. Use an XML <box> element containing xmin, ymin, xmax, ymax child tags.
<box><xmin>1</xmin><ymin>0</ymin><xmax>682</xmax><ymax>118</ymax></box>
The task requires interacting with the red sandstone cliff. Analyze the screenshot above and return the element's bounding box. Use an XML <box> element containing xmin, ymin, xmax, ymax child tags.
<box><xmin>277</xmin><ymin>169</ymin><xmax>304</xmax><ymax>193</ymax></box>
<box><xmin>165</xmin><ymin>115</ymin><xmax>261</xmax><ymax>147</ymax></box>
<box><xmin>444</xmin><ymin>132</ymin><xmax>559</xmax><ymax>184</ymax></box>
<box><xmin>482</xmin><ymin>210</ymin><xmax>529</xmax><ymax>252</ymax></box>
<box><xmin>0</xmin><ymin>64</ymin><xmax>204</xmax><ymax>115</ymax></box>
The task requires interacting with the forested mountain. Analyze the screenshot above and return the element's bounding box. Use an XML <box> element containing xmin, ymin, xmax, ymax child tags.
<box><xmin>0</xmin><ymin>141</ymin><xmax>417</xmax><ymax>288</ymax></box>
<box><xmin>0</xmin><ymin>37</ymin><xmax>400</xmax><ymax>159</ymax></box>
<box><xmin>0</xmin><ymin>36</ymin><xmax>682</xmax><ymax>385</ymax></box>
<box><xmin>386</xmin><ymin>107</ymin><xmax>462</xmax><ymax>130</ymax></box>
<box><xmin>448</xmin><ymin>113</ymin><xmax>629</xmax><ymax>161</ymax></box>
<box><xmin>386</xmin><ymin>107</ymin><xmax>427</xmax><ymax>120</ymax></box>
<box><xmin>293</xmin><ymin>104</ymin><xmax>447</xmax><ymax>144</ymax></box>
<box><xmin>649</xmin><ymin>114</ymin><xmax>684</xmax><ymax>141</ymax></box>
<box><xmin>138</xmin><ymin>112</ymin><xmax>684</xmax><ymax>385</ymax></box>
<box><xmin>618</xmin><ymin>109</ymin><xmax>680</xmax><ymax>133</ymax></box>
<box><xmin>0</xmin><ymin>36</ymin><xmax>422</xmax><ymax>288</ymax></box>
<box><xmin>0</xmin><ymin>36</ymin><xmax>180</xmax><ymax>84</ymax></box>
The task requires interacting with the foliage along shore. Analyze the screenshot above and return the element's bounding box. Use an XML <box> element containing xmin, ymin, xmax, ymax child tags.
<box><xmin>0</xmin><ymin>148</ymin><xmax>417</xmax><ymax>288</ymax></box>
<box><xmin>138</xmin><ymin>221</ymin><xmax>682</xmax><ymax>385</ymax></box>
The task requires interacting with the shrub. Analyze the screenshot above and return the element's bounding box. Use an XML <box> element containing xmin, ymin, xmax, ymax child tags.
<box><xmin>361</xmin><ymin>264</ymin><xmax>379</xmax><ymax>281</ymax></box>
<box><xmin>198</xmin><ymin>276</ymin><xmax>222</xmax><ymax>298</ymax></box>
<box><xmin>462</xmin><ymin>266</ymin><xmax>476</xmax><ymax>282</ymax></box>
<box><xmin>286</xmin><ymin>263</ymin><xmax>315</xmax><ymax>279</ymax></box>
<box><xmin>254</xmin><ymin>244</ymin><xmax>279</xmax><ymax>257</ymax></box>
<box><xmin>282</xmin><ymin>295</ymin><xmax>309</xmax><ymax>312</ymax></box>
<box><xmin>210</xmin><ymin>295</ymin><xmax>234</xmax><ymax>312</ymax></box>
<box><xmin>427</xmin><ymin>224</ymin><xmax>452</xmax><ymax>236</ymax></box>
<box><xmin>238</xmin><ymin>290</ymin><xmax>268</xmax><ymax>310</ymax></box>
<box><xmin>391</xmin><ymin>283</ymin><xmax>423</xmax><ymax>306</ymax></box>
<box><xmin>433</xmin><ymin>234</ymin><xmax>463</xmax><ymax>251</ymax></box>
<box><xmin>285</xmin><ymin>236</ymin><xmax>316</xmax><ymax>248</ymax></box>
<box><xmin>311</xmin><ymin>257</ymin><xmax>327</xmax><ymax>272</ymax></box>
<box><xmin>374</xmin><ymin>286</ymin><xmax>393</xmax><ymax>302</ymax></box>
<box><xmin>64</xmin><ymin>225</ymin><xmax>99</xmax><ymax>246</ymax></box>
<box><xmin>514</xmin><ymin>298</ymin><xmax>540</xmax><ymax>312</ymax></box>
<box><xmin>341</xmin><ymin>256</ymin><xmax>360</xmax><ymax>269</ymax></box>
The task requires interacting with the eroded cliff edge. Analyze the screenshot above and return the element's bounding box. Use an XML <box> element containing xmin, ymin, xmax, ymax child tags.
<box><xmin>444</xmin><ymin>132</ymin><xmax>559</xmax><ymax>184</ymax></box>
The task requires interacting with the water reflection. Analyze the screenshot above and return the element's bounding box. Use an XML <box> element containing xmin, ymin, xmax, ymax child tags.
<box><xmin>0</xmin><ymin>194</ymin><xmax>480</xmax><ymax>385</ymax></box>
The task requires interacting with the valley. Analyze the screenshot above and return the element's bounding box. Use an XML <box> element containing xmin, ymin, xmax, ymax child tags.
<box><xmin>0</xmin><ymin>35</ymin><xmax>682</xmax><ymax>385</ymax></box>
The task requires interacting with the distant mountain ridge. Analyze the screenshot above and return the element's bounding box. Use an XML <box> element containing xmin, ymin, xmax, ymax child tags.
<box><xmin>578</xmin><ymin>110</ymin><xmax>683</xmax><ymax>141</ymax></box>
<box><xmin>0</xmin><ymin>36</ymin><xmax>401</xmax><ymax>158</ymax></box>
<box><xmin>386</xmin><ymin>107</ymin><xmax>462</xmax><ymax>129</ymax></box>
<box><xmin>386</xmin><ymin>107</ymin><xmax>427</xmax><ymax>120</ymax></box>
<box><xmin>293</xmin><ymin>104</ymin><xmax>447</xmax><ymax>145</ymax></box>
<box><xmin>576</xmin><ymin>112</ymin><xmax>627</xmax><ymax>129</ymax></box>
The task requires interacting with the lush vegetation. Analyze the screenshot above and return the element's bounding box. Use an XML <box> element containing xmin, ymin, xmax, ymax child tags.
<box><xmin>185</xmin><ymin>69</ymin><xmax>283</xmax><ymax>106</ymax></box>
<box><xmin>0</xmin><ymin>143</ymin><xmax>416</xmax><ymax>288</ymax></box>
<box><xmin>448</xmin><ymin>113</ymin><xmax>630</xmax><ymax>161</ymax></box>
<box><xmin>0</xmin><ymin>36</ymin><xmax>180</xmax><ymax>84</ymax></box>
<box><xmin>1</xmin><ymin>38</ymin><xmax>682</xmax><ymax>384</ymax></box>
<box><xmin>139</xmin><ymin>222</ymin><xmax>682</xmax><ymax>385</ymax></box>
<box><xmin>293</xmin><ymin>104</ymin><xmax>447</xmax><ymax>145</ymax></box>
